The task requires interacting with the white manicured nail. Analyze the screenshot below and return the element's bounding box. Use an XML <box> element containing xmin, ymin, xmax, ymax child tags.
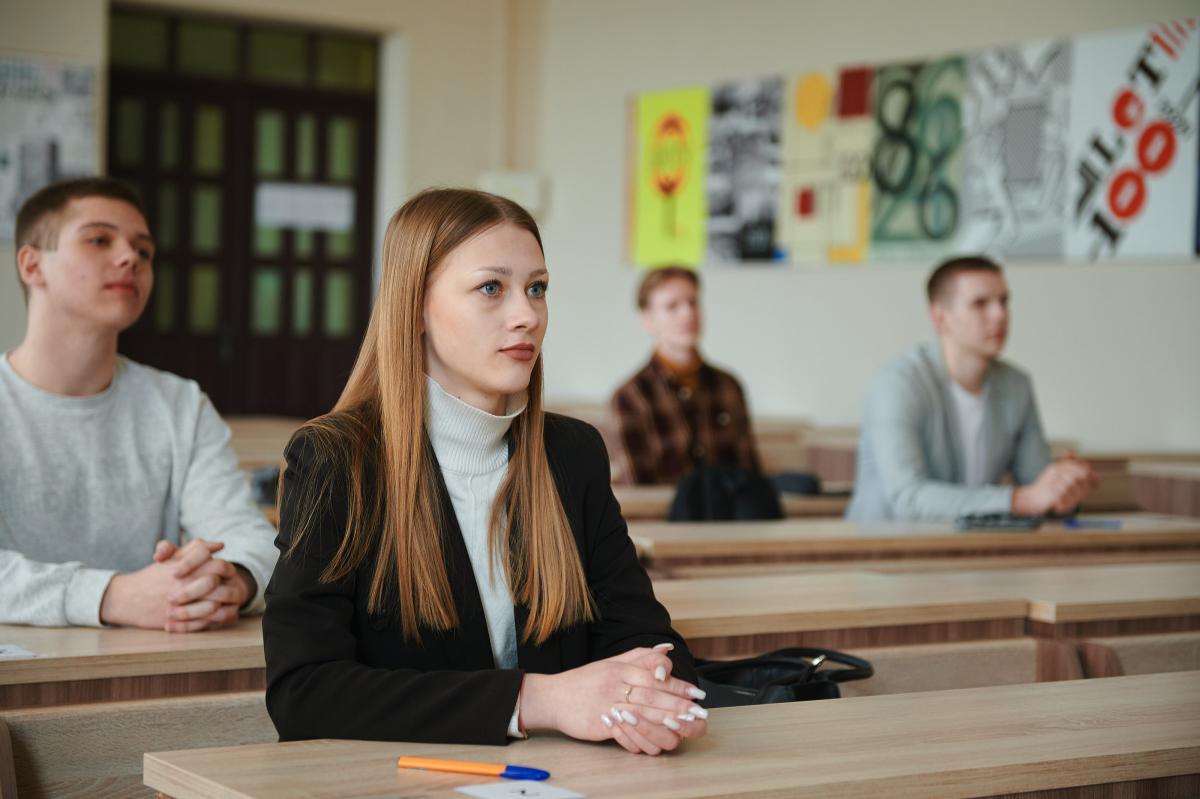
<box><xmin>600</xmin><ymin>714</ymin><xmax>613</xmax><ymax>728</ymax></box>
<box><xmin>689</xmin><ymin>705</ymin><xmax>709</xmax><ymax>719</ymax></box>
<box><xmin>620</xmin><ymin>710</ymin><xmax>638</xmax><ymax>725</ymax></box>
<box><xmin>687</xmin><ymin>686</ymin><xmax>706</xmax><ymax>700</ymax></box>
<box><xmin>662</xmin><ymin>717</ymin><xmax>681</xmax><ymax>730</ymax></box>
<box><xmin>653</xmin><ymin>642</ymin><xmax>675</xmax><ymax>651</ymax></box>
<box><xmin>654</xmin><ymin>666</ymin><xmax>667</xmax><ymax>681</ymax></box>
<box><xmin>677</xmin><ymin>713</ymin><xmax>693</xmax><ymax>722</ymax></box>
<box><xmin>611</xmin><ymin>706</ymin><xmax>622</xmax><ymax>720</ymax></box>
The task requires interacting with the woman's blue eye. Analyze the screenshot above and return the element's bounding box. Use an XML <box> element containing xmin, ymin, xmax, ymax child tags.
<box><xmin>527</xmin><ymin>281</ymin><xmax>548</xmax><ymax>298</ymax></box>
<box><xmin>479</xmin><ymin>281</ymin><xmax>501</xmax><ymax>296</ymax></box>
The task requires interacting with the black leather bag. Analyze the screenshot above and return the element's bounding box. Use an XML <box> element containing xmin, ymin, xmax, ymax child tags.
<box><xmin>696</xmin><ymin>647</ymin><xmax>874</xmax><ymax>708</ymax></box>
<box><xmin>668</xmin><ymin>464</ymin><xmax>784</xmax><ymax>522</ymax></box>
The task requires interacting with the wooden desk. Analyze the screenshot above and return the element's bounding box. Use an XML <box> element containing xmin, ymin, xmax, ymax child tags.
<box><xmin>658</xmin><ymin>562</ymin><xmax>1200</xmax><ymax>656</ymax></box>
<box><xmin>632</xmin><ymin>513</ymin><xmax>1200</xmax><ymax>570</ymax></box>
<box><xmin>224</xmin><ymin>415</ymin><xmax>303</xmax><ymax>470</ymax></box>
<box><xmin>0</xmin><ymin>619</ymin><xmax>265</xmax><ymax>710</ymax></box>
<box><xmin>144</xmin><ymin>672</ymin><xmax>1200</xmax><ymax>799</ymax></box>
<box><xmin>614</xmin><ymin>484</ymin><xmax>849</xmax><ymax>520</ymax></box>
<box><xmin>1131</xmin><ymin>460</ymin><xmax>1200</xmax><ymax>518</ymax></box>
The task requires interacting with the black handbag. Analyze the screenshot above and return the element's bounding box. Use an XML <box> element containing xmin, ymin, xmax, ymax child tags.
<box><xmin>696</xmin><ymin>647</ymin><xmax>874</xmax><ymax>708</ymax></box>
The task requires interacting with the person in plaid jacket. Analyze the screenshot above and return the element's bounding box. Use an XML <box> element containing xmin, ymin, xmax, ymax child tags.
<box><xmin>609</xmin><ymin>267</ymin><xmax>761</xmax><ymax>485</ymax></box>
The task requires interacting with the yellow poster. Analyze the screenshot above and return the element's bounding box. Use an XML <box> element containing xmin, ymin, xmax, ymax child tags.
<box><xmin>633</xmin><ymin>87</ymin><xmax>709</xmax><ymax>267</ymax></box>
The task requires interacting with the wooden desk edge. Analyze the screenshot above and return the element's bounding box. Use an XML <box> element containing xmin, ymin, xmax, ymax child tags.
<box><xmin>0</xmin><ymin>649</ymin><xmax>266</xmax><ymax>687</ymax></box>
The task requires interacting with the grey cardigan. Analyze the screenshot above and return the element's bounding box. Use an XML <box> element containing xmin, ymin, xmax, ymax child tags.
<box><xmin>845</xmin><ymin>342</ymin><xmax>1052</xmax><ymax>521</ymax></box>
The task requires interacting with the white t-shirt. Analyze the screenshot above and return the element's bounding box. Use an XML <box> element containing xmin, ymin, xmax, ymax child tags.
<box><xmin>949</xmin><ymin>380</ymin><xmax>988</xmax><ymax>487</ymax></box>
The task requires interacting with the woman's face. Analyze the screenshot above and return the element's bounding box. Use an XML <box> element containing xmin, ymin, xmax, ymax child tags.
<box><xmin>423</xmin><ymin>222</ymin><xmax>548</xmax><ymax>415</ymax></box>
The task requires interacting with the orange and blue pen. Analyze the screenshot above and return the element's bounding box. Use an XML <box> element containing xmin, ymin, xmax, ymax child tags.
<box><xmin>398</xmin><ymin>756</ymin><xmax>550</xmax><ymax>781</ymax></box>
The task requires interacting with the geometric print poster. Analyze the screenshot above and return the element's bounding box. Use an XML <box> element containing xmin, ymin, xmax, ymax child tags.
<box><xmin>958</xmin><ymin>40</ymin><xmax>1072</xmax><ymax>259</ymax></box>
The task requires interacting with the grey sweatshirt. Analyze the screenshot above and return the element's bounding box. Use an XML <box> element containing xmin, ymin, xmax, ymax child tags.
<box><xmin>0</xmin><ymin>354</ymin><xmax>278</xmax><ymax>626</ymax></box>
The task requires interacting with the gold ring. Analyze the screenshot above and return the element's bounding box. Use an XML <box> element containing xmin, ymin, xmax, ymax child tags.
<box><xmin>622</xmin><ymin>683</ymin><xmax>633</xmax><ymax>701</ymax></box>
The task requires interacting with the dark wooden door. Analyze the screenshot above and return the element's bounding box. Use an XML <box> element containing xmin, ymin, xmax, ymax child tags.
<box><xmin>107</xmin><ymin>10</ymin><xmax>376</xmax><ymax>418</ymax></box>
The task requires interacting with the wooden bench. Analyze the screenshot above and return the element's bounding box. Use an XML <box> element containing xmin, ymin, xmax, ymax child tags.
<box><xmin>3</xmin><ymin>691</ymin><xmax>274</xmax><ymax>798</ymax></box>
<box><xmin>1075</xmin><ymin>631</ymin><xmax>1200</xmax><ymax>679</ymax></box>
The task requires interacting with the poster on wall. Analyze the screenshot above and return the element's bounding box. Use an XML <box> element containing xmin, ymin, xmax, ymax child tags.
<box><xmin>633</xmin><ymin>87</ymin><xmax>710</xmax><ymax>268</ymax></box>
<box><xmin>777</xmin><ymin>66</ymin><xmax>874</xmax><ymax>264</ymax></box>
<box><xmin>0</xmin><ymin>55</ymin><xmax>97</xmax><ymax>241</ymax></box>
<box><xmin>869</xmin><ymin>56</ymin><xmax>966</xmax><ymax>261</ymax></box>
<box><xmin>958</xmin><ymin>40</ymin><xmax>1072</xmax><ymax>259</ymax></box>
<box><xmin>1065</xmin><ymin>19</ymin><xmax>1199</xmax><ymax>260</ymax></box>
<box><xmin>706</xmin><ymin>76</ymin><xmax>783</xmax><ymax>263</ymax></box>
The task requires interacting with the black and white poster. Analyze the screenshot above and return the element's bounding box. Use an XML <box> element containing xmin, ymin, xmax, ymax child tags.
<box><xmin>706</xmin><ymin>77</ymin><xmax>784</xmax><ymax>263</ymax></box>
<box><xmin>0</xmin><ymin>55</ymin><xmax>98</xmax><ymax>241</ymax></box>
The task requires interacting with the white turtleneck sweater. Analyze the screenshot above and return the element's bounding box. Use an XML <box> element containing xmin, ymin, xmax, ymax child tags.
<box><xmin>424</xmin><ymin>376</ymin><xmax>527</xmax><ymax>736</ymax></box>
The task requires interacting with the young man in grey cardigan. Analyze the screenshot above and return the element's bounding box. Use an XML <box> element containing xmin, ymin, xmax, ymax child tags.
<box><xmin>1</xmin><ymin>178</ymin><xmax>277</xmax><ymax>629</ymax></box>
<box><xmin>846</xmin><ymin>256</ymin><xmax>1097</xmax><ymax>521</ymax></box>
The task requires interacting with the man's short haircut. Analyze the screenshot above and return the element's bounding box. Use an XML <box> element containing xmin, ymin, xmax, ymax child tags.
<box><xmin>926</xmin><ymin>255</ymin><xmax>1003</xmax><ymax>305</ymax></box>
<box><xmin>636</xmin><ymin>266</ymin><xmax>700</xmax><ymax>310</ymax></box>
<box><xmin>13</xmin><ymin>177</ymin><xmax>146</xmax><ymax>301</ymax></box>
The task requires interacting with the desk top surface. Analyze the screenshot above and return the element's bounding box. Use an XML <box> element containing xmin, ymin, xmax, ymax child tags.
<box><xmin>1129</xmin><ymin>460</ymin><xmax>1200</xmax><ymax>480</ymax></box>
<box><xmin>658</xmin><ymin>561</ymin><xmax>1200</xmax><ymax>636</ymax></box>
<box><xmin>143</xmin><ymin>671</ymin><xmax>1200</xmax><ymax>799</ymax></box>
<box><xmin>0</xmin><ymin>617</ymin><xmax>264</xmax><ymax>686</ymax></box>
<box><xmin>630</xmin><ymin>513</ymin><xmax>1200</xmax><ymax>559</ymax></box>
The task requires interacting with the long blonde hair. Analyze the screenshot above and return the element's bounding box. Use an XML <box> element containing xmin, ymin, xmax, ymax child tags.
<box><xmin>285</xmin><ymin>188</ymin><xmax>593</xmax><ymax>644</ymax></box>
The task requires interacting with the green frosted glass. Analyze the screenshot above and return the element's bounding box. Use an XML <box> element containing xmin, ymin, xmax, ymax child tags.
<box><xmin>252</xmin><ymin>268</ymin><xmax>283</xmax><ymax>335</ymax></box>
<box><xmin>249</xmin><ymin>29</ymin><xmax>307</xmax><ymax>85</ymax></box>
<box><xmin>160</xmin><ymin>104</ymin><xmax>179</xmax><ymax>169</ymax></box>
<box><xmin>327</xmin><ymin>117</ymin><xmax>357</xmax><ymax>180</ymax></box>
<box><xmin>294</xmin><ymin>228</ymin><xmax>314</xmax><ymax>258</ymax></box>
<box><xmin>189</xmin><ymin>265</ymin><xmax>220</xmax><ymax>334</ymax></box>
<box><xmin>156</xmin><ymin>185</ymin><xmax>177</xmax><ymax>249</ymax></box>
<box><xmin>194</xmin><ymin>105</ymin><xmax>224</xmax><ymax>174</ymax></box>
<box><xmin>192</xmin><ymin>187</ymin><xmax>221</xmax><ymax>254</ymax></box>
<box><xmin>316</xmin><ymin>38</ymin><xmax>376</xmax><ymax>91</ymax></box>
<box><xmin>324</xmin><ymin>270</ymin><xmax>353</xmax><ymax>338</ymax></box>
<box><xmin>111</xmin><ymin>13</ymin><xmax>168</xmax><ymax>70</ymax></box>
<box><xmin>115</xmin><ymin>98</ymin><xmax>144</xmax><ymax>167</ymax></box>
<box><xmin>293</xmin><ymin>268</ymin><xmax>313</xmax><ymax>336</ymax></box>
<box><xmin>326</xmin><ymin>230</ymin><xmax>354</xmax><ymax>260</ymax></box>
<box><xmin>178</xmin><ymin>21</ymin><xmax>238</xmax><ymax>77</ymax></box>
<box><xmin>255</xmin><ymin>226</ymin><xmax>282</xmax><ymax>257</ymax></box>
<box><xmin>153</xmin><ymin>263</ymin><xmax>175</xmax><ymax>332</ymax></box>
<box><xmin>256</xmin><ymin>111</ymin><xmax>285</xmax><ymax>177</ymax></box>
<box><xmin>295</xmin><ymin>114</ymin><xmax>316</xmax><ymax>179</ymax></box>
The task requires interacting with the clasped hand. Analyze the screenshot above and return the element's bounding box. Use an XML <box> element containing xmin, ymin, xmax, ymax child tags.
<box><xmin>99</xmin><ymin>539</ymin><xmax>255</xmax><ymax>632</ymax></box>
<box><xmin>520</xmin><ymin>643</ymin><xmax>710</xmax><ymax>755</ymax></box>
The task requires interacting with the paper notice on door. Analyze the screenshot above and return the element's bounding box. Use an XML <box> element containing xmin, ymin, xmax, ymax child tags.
<box><xmin>255</xmin><ymin>182</ymin><xmax>355</xmax><ymax>231</ymax></box>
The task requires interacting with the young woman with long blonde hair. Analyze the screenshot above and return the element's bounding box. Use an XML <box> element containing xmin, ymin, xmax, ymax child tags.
<box><xmin>263</xmin><ymin>188</ymin><xmax>708</xmax><ymax>755</ymax></box>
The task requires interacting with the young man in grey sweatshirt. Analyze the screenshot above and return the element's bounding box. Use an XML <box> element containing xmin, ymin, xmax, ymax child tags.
<box><xmin>1</xmin><ymin>177</ymin><xmax>277</xmax><ymax>630</ymax></box>
<box><xmin>846</xmin><ymin>256</ymin><xmax>1098</xmax><ymax>522</ymax></box>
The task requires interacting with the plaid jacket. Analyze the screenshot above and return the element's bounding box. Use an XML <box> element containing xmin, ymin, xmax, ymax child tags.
<box><xmin>609</xmin><ymin>356</ymin><xmax>761</xmax><ymax>485</ymax></box>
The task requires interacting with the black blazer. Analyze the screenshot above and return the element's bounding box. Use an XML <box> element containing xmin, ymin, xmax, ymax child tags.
<box><xmin>263</xmin><ymin>413</ymin><xmax>697</xmax><ymax>745</ymax></box>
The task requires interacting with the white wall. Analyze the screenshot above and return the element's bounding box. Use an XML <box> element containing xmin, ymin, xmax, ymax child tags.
<box><xmin>533</xmin><ymin>0</ymin><xmax>1200</xmax><ymax>453</ymax></box>
<box><xmin>4</xmin><ymin>0</ymin><xmax>1197</xmax><ymax>453</ymax></box>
